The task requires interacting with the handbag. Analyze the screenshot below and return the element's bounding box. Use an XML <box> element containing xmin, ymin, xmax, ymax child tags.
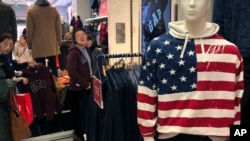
<box><xmin>15</xmin><ymin>91</ymin><xmax>34</xmax><ymax>126</ymax></box>
<box><xmin>9</xmin><ymin>89</ymin><xmax>32</xmax><ymax>141</ymax></box>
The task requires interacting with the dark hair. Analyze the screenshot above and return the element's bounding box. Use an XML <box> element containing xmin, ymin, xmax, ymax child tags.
<box><xmin>72</xmin><ymin>28</ymin><xmax>85</xmax><ymax>44</ymax></box>
<box><xmin>86</xmin><ymin>33</ymin><xmax>94</xmax><ymax>41</ymax></box>
<box><xmin>22</xmin><ymin>28</ymin><xmax>26</xmax><ymax>35</ymax></box>
<box><xmin>0</xmin><ymin>33</ymin><xmax>13</xmax><ymax>42</ymax></box>
<box><xmin>21</xmin><ymin>34</ymin><xmax>27</xmax><ymax>40</ymax></box>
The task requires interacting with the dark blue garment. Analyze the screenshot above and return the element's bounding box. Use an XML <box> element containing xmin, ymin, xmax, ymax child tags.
<box><xmin>212</xmin><ymin>0</ymin><xmax>250</xmax><ymax>57</ymax></box>
<box><xmin>241</xmin><ymin>57</ymin><xmax>250</xmax><ymax>127</ymax></box>
<box><xmin>99</xmin><ymin>75</ymin><xmax>114</xmax><ymax>141</ymax></box>
<box><xmin>0</xmin><ymin>53</ymin><xmax>14</xmax><ymax>78</ymax></box>
<box><xmin>212</xmin><ymin>1</ymin><xmax>250</xmax><ymax>127</ymax></box>
<box><xmin>101</xmin><ymin>69</ymin><xmax>125</xmax><ymax>141</ymax></box>
<box><xmin>0</xmin><ymin>103</ymin><xmax>13</xmax><ymax>141</ymax></box>
<box><xmin>0</xmin><ymin>53</ymin><xmax>28</xmax><ymax>79</ymax></box>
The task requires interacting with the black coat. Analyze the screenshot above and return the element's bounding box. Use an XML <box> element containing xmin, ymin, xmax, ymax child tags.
<box><xmin>0</xmin><ymin>1</ymin><xmax>17</xmax><ymax>42</ymax></box>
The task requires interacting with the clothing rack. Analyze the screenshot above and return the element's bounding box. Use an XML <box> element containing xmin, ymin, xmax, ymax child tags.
<box><xmin>96</xmin><ymin>53</ymin><xmax>143</xmax><ymax>80</ymax></box>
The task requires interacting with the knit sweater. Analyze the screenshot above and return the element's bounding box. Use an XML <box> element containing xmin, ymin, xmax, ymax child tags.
<box><xmin>137</xmin><ymin>21</ymin><xmax>244</xmax><ymax>141</ymax></box>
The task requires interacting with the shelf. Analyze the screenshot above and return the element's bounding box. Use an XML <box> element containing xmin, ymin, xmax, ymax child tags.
<box><xmin>84</xmin><ymin>15</ymin><xmax>108</xmax><ymax>22</ymax></box>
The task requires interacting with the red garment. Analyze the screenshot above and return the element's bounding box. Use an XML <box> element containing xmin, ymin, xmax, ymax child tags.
<box><xmin>74</xmin><ymin>20</ymin><xmax>79</xmax><ymax>28</ymax></box>
<box><xmin>99</xmin><ymin>23</ymin><xmax>108</xmax><ymax>44</ymax></box>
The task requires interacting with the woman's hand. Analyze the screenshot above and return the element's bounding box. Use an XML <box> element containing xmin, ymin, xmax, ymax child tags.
<box><xmin>22</xmin><ymin>77</ymin><xmax>29</xmax><ymax>85</ymax></box>
<box><xmin>13</xmin><ymin>77</ymin><xmax>29</xmax><ymax>84</ymax></box>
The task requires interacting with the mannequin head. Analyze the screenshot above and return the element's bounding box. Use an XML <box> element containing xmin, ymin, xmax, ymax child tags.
<box><xmin>180</xmin><ymin>0</ymin><xmax>211</xmax><ymax>23</ymax></box>
<box><xmin>74</xmin><ymin>12</ymin><xmax>78</xmax><ymax>18</ymax></box>
<box><xmin>69</xmin><ymin>26</ymin><xmax>73</xmax><ymax>33</ymax></box>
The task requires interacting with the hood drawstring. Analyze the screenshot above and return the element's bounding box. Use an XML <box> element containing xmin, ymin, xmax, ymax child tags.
<box><xmin>200</xmin><ymin>38</ymin><xmax>206</xmax><ymax>63</ymax></box>
<box><xmin>180</xmin><ymin>32</ymin><xmax>189</xmax><ymax>58</ymax></box>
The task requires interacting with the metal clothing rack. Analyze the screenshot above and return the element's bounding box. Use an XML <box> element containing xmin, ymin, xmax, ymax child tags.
<box><xmin>96</xmin><ymin>53</ymin><xmax>143</xmax><ymax>81</ymax></box>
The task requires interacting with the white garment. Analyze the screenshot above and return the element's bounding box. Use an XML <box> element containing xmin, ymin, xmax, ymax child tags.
<box><xmin>13</xmin><ymin>42</ymin><xmax>33</xmax><ymax>63</ymax></box>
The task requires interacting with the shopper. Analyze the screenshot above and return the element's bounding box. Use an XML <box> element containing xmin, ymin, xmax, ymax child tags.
<box><xmin>67</xmin><ymin>28</ymin><xmax>92</xmax><ymax>141</ymax></box>
<box><xmin>26</xmin><ymin>0</ymin><xmax>61</xmax><ymax>77</ymax></box>
<box><xmin>86</xmin><ymin>32</ymin><xmax>107</xmax><ymax>77</ymax></box>
<box><xmin>212</xmin><ymin>0</ymin><xmax>250</xmax><ymax>128</ymax></box>
<box><xmin>0</xmin><ymin>0</ymin><xmax>17</xmax><ymax>42</ymax></box>
<box><xmin>137</xmin><ymin>0</ymin><xmax>244</xmax><ymax>141</ymax></box>
<box><xmin>0</xmin><ymin>33</ymin><xmax>35</xmax><ymax>79</ymax></box>
<box><xmin>0</xmin><ymin>33</ymin><xmax>17</xmax><ymax>141</ymax></box>
<box><xmin>13</xmin><ymin>34</ymin><xmax>32</xmax><ymax>64</ymax></box>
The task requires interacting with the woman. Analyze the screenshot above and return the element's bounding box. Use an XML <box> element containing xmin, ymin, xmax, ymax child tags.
<box><xmin>67</xmin><ymin>28</ymin><xmax>92</xmax><ymax>141</ymax></box>
<box><xmin>86</xmin><ymin>32</ymin><xmax>107</xmax><ymax>77</ymax></box>
<box><xmin>13</xmin><ymin>34</ymin><xmax>33</xmax><ymax>64</ymax></box>
<box><xmin>0</xmin><ymin>33</ymin><xmax>15</xmax><ymax>141</ymax></box>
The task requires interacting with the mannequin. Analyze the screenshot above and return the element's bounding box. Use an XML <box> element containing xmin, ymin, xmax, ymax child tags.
<box><xmin>0</xmin><ymin>0</ymin><xmax>17</xmax><ymax>42</ymax></box>
<box><xmin>70</xmin><ymin>12</ymin><xmax>83</xmax><ymax>30</ymax></box>
<box><xmin>137</xmin><ymin>0</ymin><xmax>244</xmax><ymax>141</ymax></box>
<box><xmin>26</xmin><ymin>0</ymin><xmax>61</xmax><ymax>77</ymax></box>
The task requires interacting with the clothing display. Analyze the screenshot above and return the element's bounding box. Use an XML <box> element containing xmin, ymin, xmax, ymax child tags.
<box><xmin>70</xmin><ymin>15</ymin><xmax>84</xmax><ymax>30</ymax></box>
<box><xmin>26</xmin><ymin>0</ymin><xmax>61</xmax><ymax>76</ymax></box>
<box><xmin>26</xmin><ymin>3</ymin><xmax>61</xmax><ymax>58</ymax></box>
<box><xmin>138</xmin><ymin>20</ymin><xmax>244</xmax><ymax>140</ymax></box>
<box><xmin>86</xmin><ymin>53</ymin><xmax>142</xmax><ymax>141</ymax></box>
<box><xmin>21</xmin><ymin>64</ymin><xmax>61</xmax><ymax>120</ymax></box>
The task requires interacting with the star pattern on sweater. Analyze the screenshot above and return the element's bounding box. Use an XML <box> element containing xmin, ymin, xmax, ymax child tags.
<box><xmin>140</xmin><ymin>35</ymin><xmax>198</xmax><ymax>94</ymax></box>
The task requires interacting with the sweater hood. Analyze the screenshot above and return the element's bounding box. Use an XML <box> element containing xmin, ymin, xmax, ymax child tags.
<box><xmin>68</xmin><ymin>45</ymin><xmax>80</xmax><ymax>52</ymax></box>
<box><xmin>168</xmin><ymin>21</ymin><xmax>220</xmax><ymax>59</ymax></box>
<box><xmin>169</xmin><ymin>21</ymin><xmax>219</xmax><ymax>39</ymax></box>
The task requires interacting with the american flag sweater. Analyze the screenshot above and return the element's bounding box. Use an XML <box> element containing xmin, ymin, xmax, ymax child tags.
<box><xmin>137</xmin><ymin>33</ymin><xmax>244</xmax><ymax>140</ymax></box>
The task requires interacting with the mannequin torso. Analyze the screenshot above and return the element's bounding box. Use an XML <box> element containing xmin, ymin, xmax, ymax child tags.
<box><xmin>137</xmin><ymin>1</ymin><xmax>244</xmax><ymax>141</ymax></box>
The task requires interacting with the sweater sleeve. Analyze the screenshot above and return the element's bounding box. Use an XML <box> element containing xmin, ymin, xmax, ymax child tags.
<box><xmin>137</xmin><ymin>40</ymin><xmax>158</xmax><ymax>138</ymax></box>
<box><xmin>234</xmin><ymin>51</ymin><xmax>244</xmax><ymax>125</ymax></box>
<box><xmin>55</xmin><ymin>8</ymin><xmax>62</xmax><ymax>46</ymax></box>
